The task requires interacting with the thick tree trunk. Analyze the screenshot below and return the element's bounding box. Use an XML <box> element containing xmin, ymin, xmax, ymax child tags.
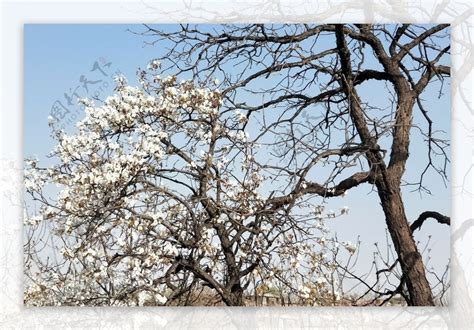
<box><xmin>223</xmin><ymin>284</ymin><xmax>244</xmax><ymax>306</ymax></box>
<box><xmin>335</xmin><ymin>26</ymin><xmax>435</xmax><ymax>305</ymax></box>
<box><xmin>376</xmin><ymin>179</ymin><xmax>434</xmax><ymax>306</ymax></box>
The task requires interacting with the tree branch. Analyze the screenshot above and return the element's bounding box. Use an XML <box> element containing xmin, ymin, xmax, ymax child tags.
<box><xmin>410</xmin><ymin>211</ymin><xmax>450</xmax><ymax>232</ymax></box>
<box><xmin>267</xmin><ymin>171</ymin><xmax>372</xmax><ymax>209</ymax></box>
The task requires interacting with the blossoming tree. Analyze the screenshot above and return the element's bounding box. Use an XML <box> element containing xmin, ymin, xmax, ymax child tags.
<box><xmin>24</xmin><ymin>67</ymin><xmax>357</xmax><ymax>306</ymax></box>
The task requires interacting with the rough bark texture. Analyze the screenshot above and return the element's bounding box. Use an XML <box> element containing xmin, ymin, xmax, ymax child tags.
<box><xmin>335</xmin><ymin>25</ymin><xmax>435</xmax><ymax>306</ymax></box>
<box><xmin>226</xmin><ymin>285</ymin><xmax>244</xmax><ymax>306</ymax></box>
<box><xmin>376</xmin><ymin>180</ymin><xmax>434</xmax><ymax>305</ymax></box>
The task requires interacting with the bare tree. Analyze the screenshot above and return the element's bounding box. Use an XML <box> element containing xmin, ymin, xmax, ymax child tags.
<box><xmin>137</xmin><ymin>23</ymin><xmax>451</xmax><ymax>306</ymax></box>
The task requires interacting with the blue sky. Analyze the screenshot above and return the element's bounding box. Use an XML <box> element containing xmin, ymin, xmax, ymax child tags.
<box><xmin>24</xmin><ymin>24</ymin><xmax>451</xmax><ymax>292</ymax></box>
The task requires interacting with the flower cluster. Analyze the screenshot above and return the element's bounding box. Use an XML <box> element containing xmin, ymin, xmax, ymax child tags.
<box><xmin>24</xmin><ymin>66</ymin><xmax>357</xmax><ymax>306</ymax></box>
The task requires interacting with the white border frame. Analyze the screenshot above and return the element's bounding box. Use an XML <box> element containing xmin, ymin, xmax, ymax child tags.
<box><xmin>1</xmin><ymin>1</ymin><xmax>472</xmax><ymax>328</ymax></box>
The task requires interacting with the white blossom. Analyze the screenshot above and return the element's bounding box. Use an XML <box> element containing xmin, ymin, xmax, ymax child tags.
<box><xmin>147</xmin><ymin>59</ymin><xmax>161</xmax><ymax>70</ymax></box>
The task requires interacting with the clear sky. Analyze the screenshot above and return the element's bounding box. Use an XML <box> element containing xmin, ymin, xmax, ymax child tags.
<box><xmin>24</xmin><ymin>24</ymin><xmax>451</xmax><ymax>293</ymax></box>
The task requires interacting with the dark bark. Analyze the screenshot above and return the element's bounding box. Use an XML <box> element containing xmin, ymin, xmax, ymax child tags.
<box><xmin>411</xmin><ymin>211</ymin><xmax>451</xmax><ymax>232</ymax></box>
<box><xmin>224</xmin><ymin>284</ymin><xmax>244</xmax><ymax>306</ymax></box>
<box><xmin>336</xmin><ymin>25</ymin><xmax>435</xmax><ymax>306</ymax></box>
<box><xmin>376</xmin><ymin>179</ymin><xmax>435</xmax><ymax>306</ymax></box>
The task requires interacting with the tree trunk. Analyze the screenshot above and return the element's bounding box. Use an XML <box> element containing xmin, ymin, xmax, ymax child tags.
<box><xmin>376</xmin><ymin>179</ymin><xmax>435</xmax><ymax>306</ymax></box>
<box><xmin>223</xmin><ymin>284</ymin><xmax>244</xmax><ymax>306</ymax></box>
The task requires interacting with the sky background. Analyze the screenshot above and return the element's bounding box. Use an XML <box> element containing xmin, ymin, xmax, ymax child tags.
<box><xmin>24</xmin><ymin>24</ymin><xmax>451</xmax><ymax>294</ymax></box>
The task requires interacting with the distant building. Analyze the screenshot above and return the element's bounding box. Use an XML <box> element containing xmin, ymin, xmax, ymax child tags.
<box><xmin>245</xmin><ymin>292</ymin><xmax>282</xmax><ymax>306</ymax></box>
